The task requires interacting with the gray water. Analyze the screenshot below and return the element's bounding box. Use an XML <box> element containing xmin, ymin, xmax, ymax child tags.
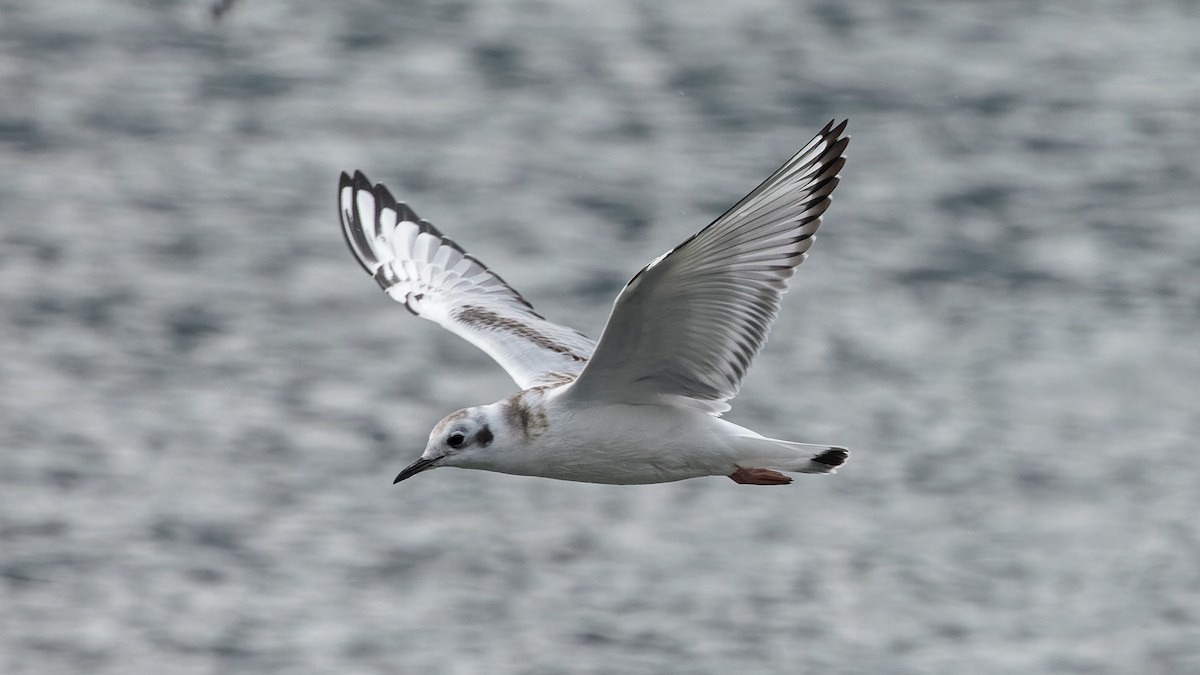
<box><xmin>3</xmin><ymin>1</ymin><xmax>1199</xmax><ymax>673</ymax></box>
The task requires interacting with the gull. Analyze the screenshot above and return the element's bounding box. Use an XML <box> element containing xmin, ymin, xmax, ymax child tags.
<box><xmin>339</xmin><ymin>120</ymin><xmax>849</xmax><ymax>486</ymax></box>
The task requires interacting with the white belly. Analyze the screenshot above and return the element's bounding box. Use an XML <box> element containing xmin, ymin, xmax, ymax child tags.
<box><xmin>492</xmin><ymin>402</ymin><xmax>744</xmax><ymax>484</ymax></box>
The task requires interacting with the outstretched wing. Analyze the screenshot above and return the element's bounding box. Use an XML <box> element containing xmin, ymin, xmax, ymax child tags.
<box><xmin>339</xmin><ymin>171</ymin><xmax>595</xmax><ymax>389</ymax></box>
<box><xmin>567</xmin><ymin>120</ymin><xmax>849</xmax><ymax>413</ymax></box>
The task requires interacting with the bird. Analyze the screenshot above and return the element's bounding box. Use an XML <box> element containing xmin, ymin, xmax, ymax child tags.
<box><xmin>338</xmin><ymin>120</ymin><xmax>850</xmax><ymax>486</ymax></box>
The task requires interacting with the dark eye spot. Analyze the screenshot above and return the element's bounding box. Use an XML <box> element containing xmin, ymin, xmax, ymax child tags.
<box><xmin>475</xmin><ymin>426</ymin><xmax>493</xmax><ymax>446</ymax></box>
<box><xmin>447</xmin><ymin>433</ymin><xmax>466</xmax><ymax>448</ymax></box>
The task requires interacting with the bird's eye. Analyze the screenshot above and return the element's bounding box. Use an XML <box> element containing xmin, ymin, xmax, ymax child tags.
<box><xmin>447</xmin><ymin>433</ymin><xmax>466</xmax><ymax>448</ymax></box>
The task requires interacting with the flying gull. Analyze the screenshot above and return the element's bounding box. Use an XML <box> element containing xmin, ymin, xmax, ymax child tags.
<box><xmin>339</xmin><ymin>120</ymin><xmax>850</xmax><ymax>485</ymax></box>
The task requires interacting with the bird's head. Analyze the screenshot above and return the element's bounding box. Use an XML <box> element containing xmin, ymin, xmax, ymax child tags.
<box><xmin>393</xmin><ymin>406</ymin><xmax>500</xmax><ymax>483</ymax></box>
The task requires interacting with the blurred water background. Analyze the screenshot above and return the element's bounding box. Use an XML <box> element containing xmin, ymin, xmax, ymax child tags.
<box><xmin>2</xmin><ymin>1</ymin><xmax>1199</xmax><ymax>673</ymax></box>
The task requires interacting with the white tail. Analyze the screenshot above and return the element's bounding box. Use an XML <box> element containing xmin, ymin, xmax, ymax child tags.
<box><xmin>732</xmin><ymin>436</ymin><xmax>849</xmax><ymax>475</ymax></box>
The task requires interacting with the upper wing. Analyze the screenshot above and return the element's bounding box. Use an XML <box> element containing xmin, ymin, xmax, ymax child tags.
<box><xmin>339</xmin><ymin>171</ymin><xmax>595</xmax><ymax>389</ymax></box>
<box><xmin>567</xmin><ymin>120</ymin><xmax>849</xmax><ymax>414</ymax></box>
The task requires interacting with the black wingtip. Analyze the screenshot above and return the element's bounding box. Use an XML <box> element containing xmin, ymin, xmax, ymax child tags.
<box><xmin>373</xmin><ymin>181</ymin><xmax>399</xmax><ymax>212</ymax></box>
<box><xmin>337</xmin><ymin>170</ymin><xmax>375</xmax><ymax>274</ymax></box>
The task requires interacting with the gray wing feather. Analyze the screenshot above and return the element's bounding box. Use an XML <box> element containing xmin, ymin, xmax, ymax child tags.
<box><xmin>568</xmin><ymin>121</ymin><xmax>849</xmax><ymax>413</ymax></box>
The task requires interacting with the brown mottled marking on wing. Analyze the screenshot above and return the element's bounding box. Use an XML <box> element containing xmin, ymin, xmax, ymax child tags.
<box><xmin>538</xmin><ymin>371</ymin><xmax>579</xmax><ymax>387</ymax></box>
<box><xmin>457</xmin><ymin>305</ymin><xmax>589</xmax><ymax>363</ymax></box>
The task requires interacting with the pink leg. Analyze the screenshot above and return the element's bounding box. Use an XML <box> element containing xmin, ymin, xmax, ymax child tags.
<box><xmin>729</xmin><ymin>466</ymin><xmax>793</xmax><ymax>485</ymax></box>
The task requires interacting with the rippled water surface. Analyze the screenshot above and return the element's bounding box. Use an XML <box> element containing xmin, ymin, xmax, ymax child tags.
<box><xmin>3</xmin><ymin>1</ymin><xmax>1199</xmax><ymax>673</ymax></box>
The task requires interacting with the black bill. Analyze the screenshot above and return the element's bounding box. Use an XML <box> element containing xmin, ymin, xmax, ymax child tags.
<box><xmin>393</xmin><ymin>456</ymin><xmax>440</xmax><ymax>484</ymax></box>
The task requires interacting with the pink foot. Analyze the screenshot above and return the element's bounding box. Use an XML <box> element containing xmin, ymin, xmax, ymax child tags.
<box><xmin>729</xmin><ymin>466</ymin><xmax>793</xmax><ymax>485</ymax></box>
